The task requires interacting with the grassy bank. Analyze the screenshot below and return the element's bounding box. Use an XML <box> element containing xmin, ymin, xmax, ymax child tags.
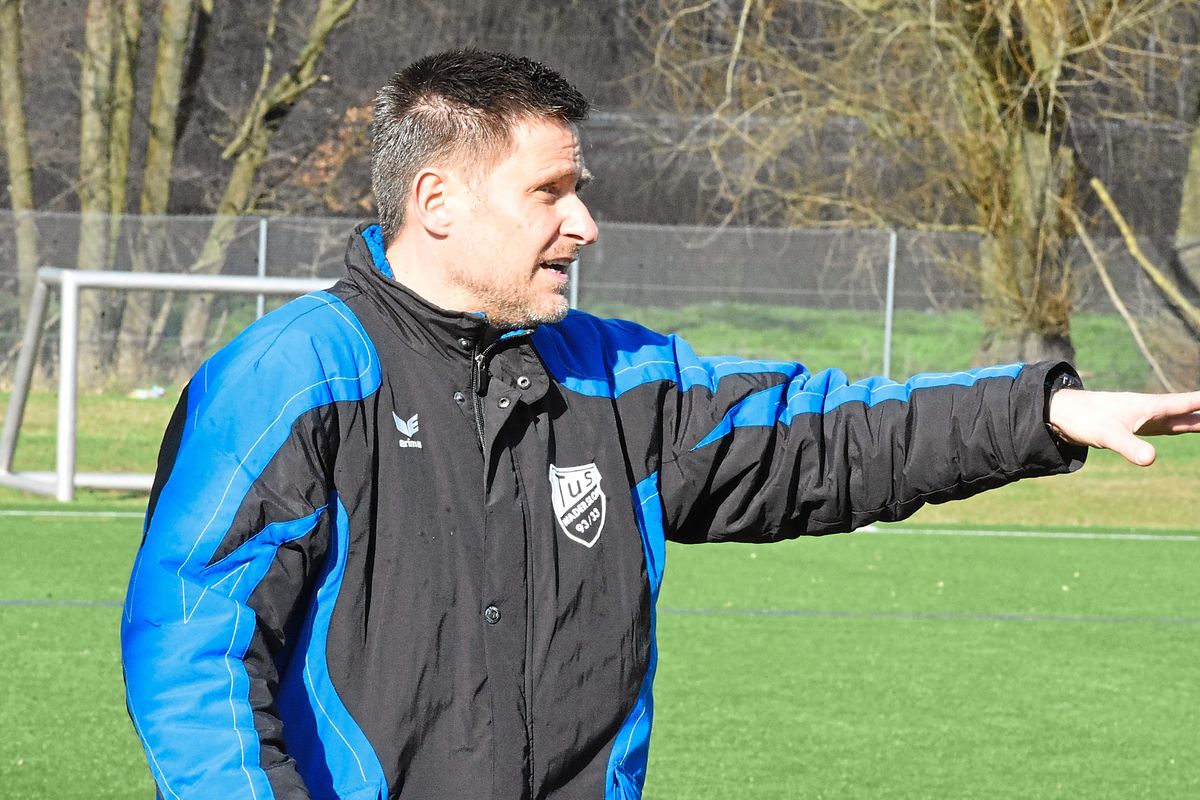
<box><xmin>590</xmin><ymin>303</ymin><xmax>1165</xmax><ymax>391</ymax></box>
<box><xmin>2</xmin><ymin>302</ymin><xmax>1194</xmax><ymax>525</ymax></box>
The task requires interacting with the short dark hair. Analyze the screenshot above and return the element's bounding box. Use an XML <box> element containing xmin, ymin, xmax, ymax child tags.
<box><xmin>371</xmin><ymin>49</ymin><xmax>590</xmax><ymax>243</ymax></box>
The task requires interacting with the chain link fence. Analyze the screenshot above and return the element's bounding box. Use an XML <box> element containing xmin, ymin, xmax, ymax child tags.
<box><xmin>0</xmin><ymin>211</ymin><xmax>1194</xmax><ymax>392</ymax></box>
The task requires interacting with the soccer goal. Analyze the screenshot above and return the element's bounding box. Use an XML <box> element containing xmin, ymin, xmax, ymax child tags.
<box><xmin>0</xmin><ymin>266</ymin><xmax>335</xmax><ymax>501</ymax></box>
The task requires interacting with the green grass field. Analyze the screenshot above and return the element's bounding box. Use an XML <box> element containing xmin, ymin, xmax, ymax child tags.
<box><xmin>649</xmin><ymin>529</ymin><xmax>1199</xmax><ymax>799</ymax></box>
<box><xmin>1</xmin><ymin>304</ymin><xmax>1197</xmax><ymax>797</ymax></box>
<box><xmin>2</xmin><ymin>510</ymin><xmax>1197</xmax><ymax>798</ymax></box>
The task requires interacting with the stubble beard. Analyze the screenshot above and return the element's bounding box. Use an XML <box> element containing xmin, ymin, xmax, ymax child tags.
<box><xmin>448</xmin><ymin>263</ymin><xmax>570</xmax><ymax>328</ymax></box>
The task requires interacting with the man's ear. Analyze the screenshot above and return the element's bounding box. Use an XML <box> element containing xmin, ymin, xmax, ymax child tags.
<box><xmin>411</xmin><ymin>168</ymin><xmax>452</xmax><ymax>235</ymax></box>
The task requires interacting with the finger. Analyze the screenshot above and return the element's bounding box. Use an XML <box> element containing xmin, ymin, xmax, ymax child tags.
<box><xmin>1098</xmin><ymin>428</ymin><xmax>1157</xmax><ymax>466</ymax></box>
<box><xmin>1137</xmin><ymin>411</ymin><xmax>1200</xmax><ymax>436</ymax></box>
<box><xmin>1140</xmin><ymin>391</ymin><xmax>1200</xmax><ymax>418</ymax></box>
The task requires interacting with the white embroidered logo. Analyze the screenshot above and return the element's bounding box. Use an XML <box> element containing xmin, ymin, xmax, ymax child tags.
<box><xmin>392</xmin><ymin>411</ymin><xmax>423</xmax><ymax>449</ymax></box>
<box><xmin>549</xmin><ymin>463</ymin><xmax>606</xmax><ymax>548</ymax></box>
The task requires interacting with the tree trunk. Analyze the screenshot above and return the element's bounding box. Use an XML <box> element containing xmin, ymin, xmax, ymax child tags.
<box><xmin>114</xmin><ymin>0</ymin><xmax>196</xmax><ymax>387</ymax></box>
<box><xmin>139</xmin><ymin>0</ymin><xmax>196</xmax><ymax>217</ymax></box>
<box><xmin>75</xmin><ymin>0</ymin><xmax>116</xmax><ymax>389</ymax></box>
<box><xmin>1150</xmin><ymin>95</ymin><xmax>1200</xmax><ymax>389</ymax></box>
<box><xmin>100</xmin><ymin>0</ymin><xmax>144</xmax><ymax>387</ymax></box>
<box><xmin>973</xmin><ymin>2</ymin><xmax>1077</xmax><ymax>367</ymax></box>
<box><xmin>973</xmin><ymin>125</ymin><xmax>1077</xmax><ymax>366</ymax></box>
<box><xmin>107</xmin><ymin>0</ymin><xmax>141</xmax><ymax>222</ymax></box>
<box><xmin>0</xmin><ymin>0</ymin><xmax>40</xmax><ymax>321</ymax></box>
<box><xmin>1177</xmin><ymin>96</ymin><xmax>1200</xmax><ymax>286</ymax></box>
<box><xmin>975</xmin><ymin>237</ymin><xmax>1076</xmax><ymax>363</ymax></box>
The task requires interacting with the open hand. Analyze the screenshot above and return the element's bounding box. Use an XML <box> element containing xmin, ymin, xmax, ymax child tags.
<box><xmin>1048</xmin><ymin>389</ymin><xmax>1200</xmax><ymax>466</ymax></box>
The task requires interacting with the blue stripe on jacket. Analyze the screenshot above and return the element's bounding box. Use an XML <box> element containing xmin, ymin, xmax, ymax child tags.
<box><xmin>121</xmin><ymin>291</ymin><xmax>384</xmax><ymax>798</ymax></box>
<box><xmin>277</xmin><ymin>498</ymin><xmax>389</xmax><ymax>797</ymax></box>
<box><xmin>691</xmin><ymin>363</ymin><xmax>1025</xmax><ymax>450</ymax></box>
<box><xmin>533</xmin><ymin>311</ymin><xmax>800</xmax><ymax>400</ymax></box>
<box><xmin>605</xmin><ymin>474</ymin><xmax>667</xmax><ymax>800</ymax></box>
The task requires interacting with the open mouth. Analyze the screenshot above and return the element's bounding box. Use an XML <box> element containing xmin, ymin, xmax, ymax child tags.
<box><xmin>539</xmin><ymin>258</ymin><xmax>574</xmax><ymax>276</ymax></box>
<box><xmin>537</xmin><ymin>260</ymin><xmax>571</xmax><ymax>293</ymax></box>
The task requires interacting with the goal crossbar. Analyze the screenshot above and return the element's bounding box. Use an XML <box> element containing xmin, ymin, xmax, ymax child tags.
<box><xmin>0</xmin><ymin>266</ymin><xmax>336</xmax><ymax>501</ymax></box>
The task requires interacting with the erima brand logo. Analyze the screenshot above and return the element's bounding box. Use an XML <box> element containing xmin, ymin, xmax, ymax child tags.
<box><xmin>549</xmin><ymin>463</ymin><xmax>606</xmax><ymax>548</ymax></box>
<box><xmin>392</xmin><ymin>411</ymin><xmax>422</xmax><ymax>449</ymax></box>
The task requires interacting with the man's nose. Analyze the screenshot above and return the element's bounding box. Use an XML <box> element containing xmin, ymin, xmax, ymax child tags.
<box><xmin>562</xmin><ymin>196</ymin><xmax>599</xmax><ymax>246</ymax></box>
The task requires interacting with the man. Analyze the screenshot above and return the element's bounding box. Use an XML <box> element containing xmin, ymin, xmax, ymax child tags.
<box><xmin>121</xmin><ymin>49</ymin><xmax>1200</xmax><ymax>799</ymax></box>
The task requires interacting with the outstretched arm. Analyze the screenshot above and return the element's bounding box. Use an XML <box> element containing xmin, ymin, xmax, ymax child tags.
<box><xmin>1049</xmin><ymin>389</ymin><xmax>1200</xmax><ymax>466</ymax></box>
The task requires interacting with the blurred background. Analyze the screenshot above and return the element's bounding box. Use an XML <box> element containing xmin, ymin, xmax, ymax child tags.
<box><xmin>1</xmin><ymin>0</ymin><xmax>1198</xmax><ymax>393</ymax></box>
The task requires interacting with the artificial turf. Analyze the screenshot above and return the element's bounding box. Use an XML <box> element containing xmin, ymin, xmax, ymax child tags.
<box><xmin>1</xmin><ymin>512</ymin><xmax>1196</xmax><ymax>798</ymax></box>
<box><xmin>648</xmin><ymin>528</ymin><xmax>1200</xmax><ymax>799</ymax></box>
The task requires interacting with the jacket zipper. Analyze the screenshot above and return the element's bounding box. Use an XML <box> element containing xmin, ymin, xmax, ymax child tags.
<box><xmin>470</xmin><ymin>348</ymin><xmax>487</xmax><ymax>452</ymax></box>
<box><xmin>470</xmin><ymin>336</ymin><xmax>509</xmax><ymax>451</ymax></box>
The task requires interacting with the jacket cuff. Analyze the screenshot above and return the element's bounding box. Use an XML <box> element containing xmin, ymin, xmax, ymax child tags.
<box><xmin>1025</xmin><ymin>361</ymin><xmax>1088</xmax><ymax>474</ymax></box>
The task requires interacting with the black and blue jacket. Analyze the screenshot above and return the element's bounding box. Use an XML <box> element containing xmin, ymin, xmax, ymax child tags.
<box><xmin>121</xmin><ymin>223</ymin><xmax>1085</xmax><ymax>799</ymax></box>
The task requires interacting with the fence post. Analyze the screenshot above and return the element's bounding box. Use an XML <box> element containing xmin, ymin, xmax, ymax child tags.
<box><xmin>569</xmin><ymin>259</ymin><xmax>579</xmax><ymax>309</ymax></box>
<box><xmin>256</xmin><ymin>217</ymin><xmax>268</xmax><ymax>318</ymax></box>
<box><xmin>883</xmin><ymin>229</ymin><xmax>898</xmax><ymax>379</ymax></box>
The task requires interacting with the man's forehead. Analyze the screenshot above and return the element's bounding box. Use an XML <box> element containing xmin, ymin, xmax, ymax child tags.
<box><xmin>506</xmin><ymin>118</ymin><xmax>587</xmax><ymax>171</ymax></box>
<box><xmin>530</xmin><ymin>155</ymin><xmax>589</xmax><ymax>181</ymax></box>
<box><xmin>512</xmin><ymin>118</ymin><xmax>581</xmax><ymax>152</ymax></box>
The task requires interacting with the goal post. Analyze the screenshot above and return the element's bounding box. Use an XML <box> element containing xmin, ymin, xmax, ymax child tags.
<box><xmin>0</xmin><ymin>266</ymin><xmax>336</xmax><ymax>501</ymax></box>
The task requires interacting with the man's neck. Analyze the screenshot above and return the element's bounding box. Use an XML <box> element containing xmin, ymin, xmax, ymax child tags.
<box><xmin>384</xmin><ymin>235</ymin><xmax>476</xmax><ymax>315</ymax></box>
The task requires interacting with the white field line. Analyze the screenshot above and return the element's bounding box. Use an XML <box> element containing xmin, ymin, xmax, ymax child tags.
<box><xmin>659</xmin><ymin>607</ymin><xmax>1200</xmax><ymax>626</ymax></box>
<box><xmin>0</xmin><ymin>510</ymin><xmax>1194</xmax><ymax>541</ymax></box>
<box><xmin>0</xmin><ymin>509</ymin><xmax>144</xmax><ymax>518</ymax></box>
<box><xmin>861</xmin><ymin>525</ymin><xmax>1199</xmax><ymax>542</ymax></box>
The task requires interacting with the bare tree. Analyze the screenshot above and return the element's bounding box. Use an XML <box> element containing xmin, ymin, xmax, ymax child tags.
<box><xmin>108</xmin><ymin>0</ymin><xmax>142</xmax><ymax>228</ymax></box>
<box><xmin>113</xmin><ymin>0</ymin><xmax>202</xmax><ymax>385</ymax></box>
<box><xmin>76</xmin><ymin>0</ymin><xmax>115</xmax><ymax>266</ymax></box>
<box><xmin>3</xmin><ymin>0</ymin><xmax>360</xmax><ymax>387</ymax></box>
<box><xmin>0</xmin><ymin>0</ymin><xmax>39</xmax><ymax>319</ymax></box>
<box><xmin>173</xmin><ymin>0</ymin><xmax>359</xmax><ymax>375</ymax></box>
<box><xmin>73</xmin><ymin>0</ymin><xmax>119</xmax><ymax>385</ymax></box>
<box><xmin>636</xmin><ymin>0</ymin><xmax>1198</xmax><ymax>365</ymax></box>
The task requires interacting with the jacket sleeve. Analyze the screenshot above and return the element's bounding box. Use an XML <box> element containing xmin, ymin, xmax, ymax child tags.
<box><xmin>653</xmin><ymin>337</ymin><xmax>1086</xmax><ymax>543</ymax></box>
<box><xmin>120</xmin><ymin>295</ymin><xmax>380</xmax><ymax>798</ymax></box>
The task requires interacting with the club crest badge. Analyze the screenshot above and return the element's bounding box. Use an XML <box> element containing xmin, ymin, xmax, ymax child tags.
<box><xmin>548</xmin><ymin>463</ymin><xmax>606</xmax><ymax>548</ymax></box>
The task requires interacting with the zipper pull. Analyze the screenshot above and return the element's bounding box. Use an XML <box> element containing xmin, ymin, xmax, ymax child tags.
<box><xmin>473</xmin><ymin>352</ymin><xmax>490</xmax><ymax>397</ymax></box>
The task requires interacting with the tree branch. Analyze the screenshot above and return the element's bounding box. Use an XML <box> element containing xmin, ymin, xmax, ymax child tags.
<box><xmin>1068</xmin><ymin>205</ymin><xmax>1177</xmax><ymax>392</ymax></box>
<box><xmin>1091</xmin><ymin>176</ymin><xmax>1200</xmax><ymax>335</ymax></box>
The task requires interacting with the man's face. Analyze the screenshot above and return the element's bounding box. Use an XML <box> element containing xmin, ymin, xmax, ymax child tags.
<box><xmin>448</xmin><ymin>118</ymin><xmax>598</xmax><ymax>327</ymax></box>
